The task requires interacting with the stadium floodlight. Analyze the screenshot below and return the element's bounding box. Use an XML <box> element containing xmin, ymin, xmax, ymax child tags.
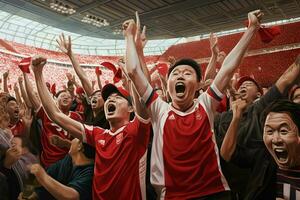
<box><xmin>81</xmin><ymin>13</ymin><xmax>109</xmax><ymax>28</ymax></box>
<box><xmin>49</xmin><ymin>0</ymin><xmax>76</xmax><ymax>15</ymax></box>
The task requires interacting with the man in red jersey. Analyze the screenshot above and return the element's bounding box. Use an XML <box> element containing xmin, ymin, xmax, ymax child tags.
<box><xmin>123</xmin><ymin>10</ymin><xmax>263</xmax><ymax>199</ymax></box>
<box><xmin>6</xmin><ymin>96</ymin><xmax>25</xmax><ymax>136</ymax></box>
<box><xmin>23</xmin><ymin>71</ymin><xmax>82</xmax><ymax>168</ymax></box>
<box><xmin>31</xmin><ymin>55</ymin><xmax>151</xmax><ymax>200</ymax></box>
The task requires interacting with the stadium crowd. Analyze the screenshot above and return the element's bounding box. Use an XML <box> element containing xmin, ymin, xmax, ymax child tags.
<box><xmin>0</xmin><ymin>10</ymin><xmax>300</xmax><ymax>200</ymax></box>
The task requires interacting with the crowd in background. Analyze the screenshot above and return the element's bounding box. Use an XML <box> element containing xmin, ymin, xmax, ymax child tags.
<box><xmin>0</xmin><ymin>10</ymin><xmax>300</xmax><ymax>200</ymax></box>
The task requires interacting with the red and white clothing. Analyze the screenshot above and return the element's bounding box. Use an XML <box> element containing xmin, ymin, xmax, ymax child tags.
<box><xmin>36</xmin><ymin>107</ymin><xmax>83</xmax><ymax>168</ymax></box>
<box><xmin>143</xmin><ymin>83</ymin><xmax>230</xmax><ymax>199</ymax></box>
<box><xmin>9</xmin><ymin>120</ymin><xmax>25</xmax><ymax>136</ymax></box>
<box><xmin>82</xmin><ymin>117</ymin><xmax>151</xmax><ymax>200</ymax></box>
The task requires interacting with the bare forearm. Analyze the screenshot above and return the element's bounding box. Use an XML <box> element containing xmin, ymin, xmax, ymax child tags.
<box><xmin>130</xmin><ymin>82</ymin><xmax>149</xmax><ymax>120</ymax></box>
<box><xmin>34</xmin><ymin>71</ymin><xmax>83</xmax><ymax>140</ymax></box>
<box><xmin>14</xmin><ymin>88</ymin><xmax>22</xmax><ymax>105</ymax></box>
<box><xmin>38</xmin><ymin>174</ymin><xmax>79</xmax><ymax>200</ymax></box>
<box><xmin>3</xmin><ymin>77</ymin><xmax>8</xmax><ymax>93</ymax></box>
<box><xmin>23</xmin><ymin>73</ymin><xmax>40</xmax><ymax>110</ymax></box>
<box><xmin>276</xmin><ymin>62</ymin><xmax>300</xmax><ymax>94</ymax></box>
<box><xmin>214</xmin><ymin>26</ymin><xmax>257</xmax><ymax>93</ymax></box>
<box><xmin>69</xmin><ymin>53</ymin><xmax>93</xmax><ymax>96</ymax></box>
<box><xmin>220</xmin><ymin>115</ymin><xmax>241</xmax><ymax>162</ymax></box>
<box><xmin>137</xmin><ymin>49</ymin><xmax>151</xmax><ymax>82</ymax></box>
<box><xmin>204</xmin><ymin>54</ymin><xmax>217</xmax><ymax>81</ymax></box>
<box><xmin>19</xmin><ymin>81</ymin><xmax>32</xmax><ymax>108</ymax></box>
<box><xmin>96</xmin><ymin>75</ymin><xmax>102</xmax><ymax>90</ymax></box>
<box><xmin>125</xmin><ymin>36</ymin><xmax>149</xmax><ymax>96</ymax></box>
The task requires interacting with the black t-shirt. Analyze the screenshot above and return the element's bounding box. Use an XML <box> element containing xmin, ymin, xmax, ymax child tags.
<box><xmin>214</xmin><ymin>85</ymin><xmax>283</xmax><ymax>199</ymax></box>
<box><xmin>35</xmin><ymin>155</ymin><xmax>94</xmax><ymax>200</ymax></box>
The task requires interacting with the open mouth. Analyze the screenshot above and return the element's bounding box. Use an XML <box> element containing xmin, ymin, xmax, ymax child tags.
<box><xmin>107</xmin><ymin>103</ymin><xmax>116</xmax><ymax>114</ymax></box>
<box><xmin>239</xmin><ymin>89</ymin><xmax>247</xmax><ymax>98</ymax></box>
<box><xmin>91</xmin><ymin>99</ymin><xmax>97</xmax><ymax>104</ymax></box>
<box><xmin>175</xmin><ymin>82</ymin><xmax>186</xmax><ymax>96</ymax></box>
<box><xmin>274</xmin><ymin>148</ymin><xmax>288</xmax><ymax>162</ymax></box>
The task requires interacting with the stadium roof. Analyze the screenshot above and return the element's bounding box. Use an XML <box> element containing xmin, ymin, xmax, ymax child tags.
<box><xmin>0</xmin><ymin>0</ymin><xmax>300</xmax><ymax>56</ymax></box>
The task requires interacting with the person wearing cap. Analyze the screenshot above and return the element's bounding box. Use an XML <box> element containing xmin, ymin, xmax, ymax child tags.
<box><xmin>289</xmin><ymin>85</ymin><xmax>300</xmax><ymax>104</ymax></box>
<box><xmin>22</xmin><ymin>70</ymin><xmax>83</xmax><ymax>168</ymax></box>
<box><xmin>30</xmin><ymin>55</ymin><xmax>151</xmax><ymax>200</ymax></box>
<box><xmin>215</xmin><ymin>55</ymin><xmax>300</xmax><ymax>199</ymax></box>
<box><xmin>123</xmin><ymin>10</ymin><xmax>263</xmax><ymax>199</ymax></box>
<box><xmin>235</xmin><ymin>76</ymin><xmax>263</xmax><ymax>105</ymax></box>
<box><xmin>18</xmin><ymin>137</ymin><xmax>94</xmax><ymax>200</ymax></box>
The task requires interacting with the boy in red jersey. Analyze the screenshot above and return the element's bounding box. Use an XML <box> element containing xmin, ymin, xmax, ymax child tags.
<box><xmin>123</xmin><ymin>10</ymin><xmax>263</xmax><ymax>199</ymax></box>
<box><xmin>31</xmin><ymin>55</ymin><xmax>151</xmax><ymax>200</ymax></box>
<box><xmin>23</xmin><ymin>71</ymin><xmax>82</xmax><ymax>168</ymax></box>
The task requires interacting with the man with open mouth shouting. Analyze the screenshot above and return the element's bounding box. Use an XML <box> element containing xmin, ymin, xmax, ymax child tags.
<box><xmin>262</xmin><ymin>100</ymin><xmax>300</xmax><ymax>200</ymax></box>
<box><xmin>31</xmin><ymin>55</ymin><xmax>151</xmax><ymax>200</ymax></box>
<box><xmin>124</xmin><ymin>10</ymin><xmax>263</xmax><ymax>199</ymax></box>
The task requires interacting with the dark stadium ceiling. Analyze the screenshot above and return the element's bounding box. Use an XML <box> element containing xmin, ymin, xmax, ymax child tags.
<box><xmin>0</xmin><ymin>0</ymin><xmax>299</xmax><ymax>40</ymax></box>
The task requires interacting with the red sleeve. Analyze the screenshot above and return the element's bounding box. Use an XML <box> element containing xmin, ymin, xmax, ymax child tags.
<box><xmin>145</xmin><ymin>90</ymin><xmax>159</xmax><ymax>108</ymax></box>
<box><xmin>83</xmin><ymin>125</ymin><xmax>105</xmax><ymax>147</ymax></box>
<box><xmin>70</xmin><ymin>112</ymin><xmax>83</xmax><ymax>123</ymax></box>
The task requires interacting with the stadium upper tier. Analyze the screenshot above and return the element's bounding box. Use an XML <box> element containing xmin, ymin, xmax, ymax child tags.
<box><xmin>0</xmin><ymin>10</ymin><xmax>183</xmax><ymax>56</ymax></box>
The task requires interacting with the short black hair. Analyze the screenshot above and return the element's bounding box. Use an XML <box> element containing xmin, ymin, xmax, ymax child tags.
<box><xmin>82</xmin><ymin>143</ymin><xmax>96</xmax><ymax>159</ymax></box>
<box><xmin>55</xmin><ymin>90</ymin><xmax>70</xmax><ymax>98</ymax></box>
<box><xmin>7</xmin><ymin>96</ymin><xmax>17</xmax><ymax>104</ymax></box>
<box><xmin>91</xmin><ymin>90</ymin><xmax>102</xmax><ymax>97</ymax></box>
<box><xmin>167</xmin><ymin>58</ymin><xmax>202</xmax><ymax>82</ymax></box>
<box><xmin>261</xmin><ymin>99</ymin><xmax>300</xmax><ymax>135</ymax></box>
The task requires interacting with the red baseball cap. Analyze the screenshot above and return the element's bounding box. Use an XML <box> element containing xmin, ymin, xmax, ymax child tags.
<box><xmin>236</xmin><ymin>76</ymin><xmax>263</xmax><ymax>94</ymax></box>
<box><xmin>101</xmin><ymin>84</ymin><xmax>131</xmax><ymax>104</ymax></box>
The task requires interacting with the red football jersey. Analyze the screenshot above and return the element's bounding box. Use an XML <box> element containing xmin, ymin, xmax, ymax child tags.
<box><xmin>82</xmin><ymin>117</ymin><xmax>150</xmax><ymax>200</ymax></box>
<box><xmin>36</xmin><ymin>107</ymin><xmax>83</xmax><ymax>168</ymax></box>
<box><xmin>146</xmin><ymin>84</ymin><xmax>230</xmax><ymax>199</ymax></box>
<box><xmin>9</xmin><ymin>120</ymin><xmax>25</xmax><ymax>136</ymax></box>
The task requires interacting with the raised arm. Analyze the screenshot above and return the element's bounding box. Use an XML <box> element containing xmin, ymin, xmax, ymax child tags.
<box><xmin>213</xmin><ymin>10</ymin><xmax>263</xmax><ymax>93</ymax></box>
<box><xmin>275</xmin><ymin>55</ymin><xmax>300</xmax><ymax>94</ymax></box>
<box><xmin>30</xmin><ymin>164</ymin><xmax>79</xmax><ymax>200</ymax></box>
<box><xmin>220</xmin><ymin>99</ymin><xmax>247</xmax><ymax>161</ymax></box>
<box><xmin>31</xmin><ymin>56</ymin><xmax>83</xmax><ymax>140</ymax></box>
<box><xmin>57</xmin><ymin>34</ymin><xmax>93</xmax><ymax>96</ymax></box>
<box><xmin>204</xmin><ymin>33</ymin><xmax>219</xmax><ymax>81</ymax></box>
<box><xmin>18</xmin><ymin>76</ymin><xmax>32</xmax><ymax>108</ymax></box>
<box><xmin>3</xmin><ymin>70</ymin><xmax>9</xmax><ymax>93</ymax></box>
<box><xmin>95</xmin><ymin>68</ymin><xmax>103</xmax><ymax>91</ymax></box>
<box><xmin>23</xmin><ymin>72</ymin><xmax>41</xmax><ymax>111</ymax></box>
<box><xmin>135</xmin><ymin>12</ymin><xmax>151</xmax><ymax>82</ymax></box>
<box><xmin>124</xmin><ymin>19</ymin><xmax>150</xmax><ymax>100</ymax></box>
<box><xmin>13</xmin><ymin>83</ymin><xmax>22</xmax><ymax>105</ymax></box>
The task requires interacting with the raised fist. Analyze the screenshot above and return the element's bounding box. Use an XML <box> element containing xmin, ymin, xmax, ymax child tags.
<box><xmin>248</xmin><ymin>10</ymin><xmax>264</xmax><ymax>29</ymax></box>
<box><xmin>31</xmin><ymin>56</ymin><xmax>47</xmax><ymax>73</ymax></box>
<box><xmin>122</xmin><ymin>19</ymin><xmax>136</xmax><ymax>37</ymax></box>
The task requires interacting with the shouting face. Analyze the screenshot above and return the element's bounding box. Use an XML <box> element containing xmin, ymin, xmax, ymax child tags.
<box><xmin>104</xmin><ymin>93</ymin><xmax>131</xmax><ymax>122</ymax></box>
<box><xmin>167</xmin><ymin>65</ymin><xmax>199</xmax><ymax>111</ymax></box>
<box><xmin>263</xmin><ymin>112</ymin><xmax>300</xmax><ymax>169</ymax></box>
<box><xmin>238</xmin><ymin>81</ymin><xmax>261</xmax><ymax>104</ymax></box>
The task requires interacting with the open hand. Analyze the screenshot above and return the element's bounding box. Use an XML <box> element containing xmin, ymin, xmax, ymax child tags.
<box><xmin>209</xmin><ymin>33</ymin><xmax>219</xmax><ymax>56</ymax></box>
<box><xmin>135</xmin><ymin>12</ymin><xmax>147</xmax><ymax>50</ymax></box>
<box><xmin>56</xmin><ymin>33</ymin><xmax>72</xmax><ymax>56</ymax></box>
